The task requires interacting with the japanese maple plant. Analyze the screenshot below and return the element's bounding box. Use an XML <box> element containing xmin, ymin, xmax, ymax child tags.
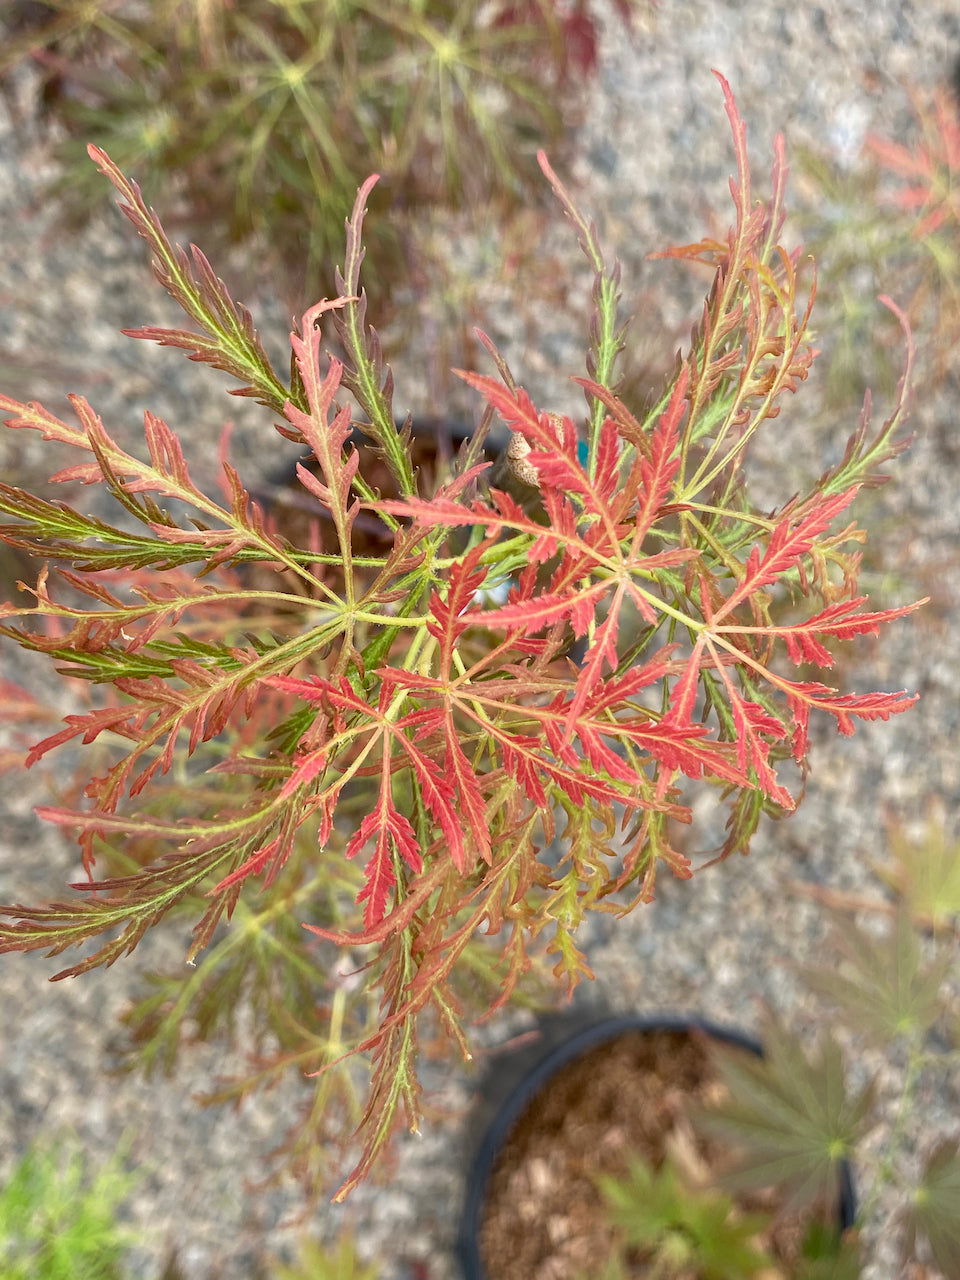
<box><xmin>0</xmin><ymin>75</ymin><xmax>921</xmax><ymax>1199</ymax></box>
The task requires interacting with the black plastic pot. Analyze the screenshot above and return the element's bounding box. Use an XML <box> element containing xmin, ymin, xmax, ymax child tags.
<box><xmin>456</xmin><ymin>1012</ymin><xmax>856</xmax><ymax>1280</ymax></box>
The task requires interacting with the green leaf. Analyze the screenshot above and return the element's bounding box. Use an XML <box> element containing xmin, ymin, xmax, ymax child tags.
<box><xmin>794</xmin><ymin>1223</ymin><xmax>861</xmax><ymax>1280</ymax></box>
<box><xmin>0</xmin><ymin>482</ymin><xmax>208</xmax><ymax>572</ymax></box>
<box><xmin>816</xmin><ymin>296</ymin><xmax>915</xmax><ymax>494</ymax></box>
<box><xmin>0</xmin><ymin>1132</ymin><xmax>139</xmax><ymax>1280</ymax></box>
<box><xmin>596</xmin><ymin>1155</ymin><xmax>774</xmax><ymax>1280</ymax></box>
<box><xmin>87</xmin><ymin>145</ymin><xmax>291</xmax><ymax>413</ymax></box>
<box><xmin>267</xmin><ymin>1234</ymin><xmax>378</xmax><ymax>1280</ymax></box>
<box><xmin>536</xmin><ymin>152</ymin><xmax>626</xmax><ymax>471</ymax></box>
<box><xmin>119</xmin><ymin>856</ymin><xmax>356</xmax><ymax>1077</ymax></box>
<box><xmin>898</xmin><ymin>1140</ymin><xmax>960</xmax><ymax>1275</ymax></box>
<box><xmin>695</xmin><ymin>1013</ymin><xmax>874</xmax><ymax>1212</ymax></box>
<box><xmin>881</xmin><ymin>812</ymin><xmax>960</xmax><ymax>929</ymax></box>
<box><xmin>332</xmin><ymin>176</ymin><xmax>414</xmax><ymax>500</ymax></box>
<box><xmin>802</xmin><ymin>907</ymin><xmax>950</xmax><ymax>1047</ymax></box>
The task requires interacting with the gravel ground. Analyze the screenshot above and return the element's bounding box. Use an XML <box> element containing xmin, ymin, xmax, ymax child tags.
<box><xmin>1</xmin><ymin>2</ymin><xmax>960</xmax><ymax>1277</ymax></box>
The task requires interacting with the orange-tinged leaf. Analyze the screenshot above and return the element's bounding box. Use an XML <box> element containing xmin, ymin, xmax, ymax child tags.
<box><xmin>742</xmin><ymin>597</ymin><xmax>928</xmax><ymax>667</ymax></box>
<box><xmin>346</xmin><ymin>775</ymin><xmax>423</xmax><ymax>929</ymax></box>
<box><xmin>715</xmin><ymin>487</ymin><xmax>861</xmax><ymax>620</ymax></box>
<box><xmin>785</xmin><ymin>681</ymin><xmax>919</xmax><ymax>761</ymax></box>
<box><xmin>426</xmin><ymin>543</ymin><xmax>489</xmax><ymax>680</ymax></box>
<box><xmin>442</xmin><ymin>721</ymin><xmax>491</xmax><ymax>866</ymax></box>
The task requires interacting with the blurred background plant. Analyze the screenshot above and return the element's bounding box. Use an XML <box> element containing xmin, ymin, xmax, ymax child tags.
<box><xmin>0</xmin><ymin>0</ymin><xmax>636</xmax><ymax>316</ymax></box>
<box><xmin>696</xmin><ymin>810</ymin><xmax>960</xmax><ymax>1275</ymax></box>
<box><xmin>265</xmin><ymin>1233</ymin><xmax>379</xmax><ymax>1280</ymax></box>
<box><xmin>566</xmin><ymin>812</ymin><xmax>960</xmax><ymax>1278</ymax></box>
<box><xmin>865</xmin><ymin>84</ymin><xmax>960</xmax><ymax>367</ymax></box>
<box><xmin>585</xmin><ymin>1154</ymin><xmax>858</xmax><ymax>1280</ymax></box>
<box><xmin>0</xmin><ymin>1125</ymin><xmax>382</xmax><ymax>1279</ymax></box>
<box><xmin>795</xmin><ymin>75</ymin><xmax>960</xmax><ymax>408</ymax></box>
<box><xmin>0</xmin><ymin>1130</ymin><xmax>139</xmax><ymax>1280</ymax></box>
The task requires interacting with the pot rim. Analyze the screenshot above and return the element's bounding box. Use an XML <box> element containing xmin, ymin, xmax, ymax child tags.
<box><xmin>455</xmin><ymin>1012</ymin><xmax>856</xmax><ymax>1279</ymax></box>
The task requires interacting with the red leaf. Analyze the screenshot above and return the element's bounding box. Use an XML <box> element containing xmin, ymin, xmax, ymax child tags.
<box><xmin>662</xmin><ymin>636</ymin><xmax>706</xmax><ymax>730</ymax></box>
<box><xmin>785</xmin><ymin>681</ymin><xmax>920</xmax><ymax>760</ymax></box>
<box><xmin>716</xmin><ymin>487</ymin><xmax>860</xmax><ymax>619</ymax></box>
<box><xmin>380</xmin><ymin>493</ymin><xmax>498</xmax><ymax>530</ymax></box>
<box><xmin>346</xmin><ymin>768</ymin><xmax>423</xmax><ymax>929</ymax></box>
<box><xmin>426</xmin><ymin>543</ymin><xmax>489</xmax><ymax>680</ymax></box>
<box><xmin>616</xmin><ymin>718</ymin><xmax>749</xmax><ymax>788</ymax></box>
<box><xmin>501</xmin><ymin>735</ymin><xmax>549</xmax><ymax>807</ymax></box>
<box><xmin>474</xmin><ymin>578</ymin><xmax>610</xmax><ymax>636</ymax></box>
<box><xmin>267</xmin><ymin>672</ymin><xmax>330</xmax><ymax>705</ymax></box>
<box><xmin>392</xmin><ymin>727</ymin><xmax>466</xmax><ymax>872</ymax></box>
<box><xmin>280</xmin><ymin>745</ymin><xmax>328</xmax><ymax>798</ymax></box>
<box><xmin>631</xmin><ymin>366</ymin><xmax>688</xmax><ymax>543</ymax></box>
<box><xmin>442</xmin><ymin>722</ymin><xmax>491</xmax><ymax>866</ymax></box>
<box><xmin>776</xmin><ymin>598</ymin><xmax>926</xmax><ymax>666</ymax></box>
<box><xmin>703</xmin><ymin>636</ymin><xmax>794</xmax><ymax>808</ymax></box>
<box><xmin>212</xmin><ymin>833</ymin><xmax>284</xmax><ymax>893</ymax></box>
<box><xmin>562</xmin><ymin>580</ymin><xmax>626</xmax><ymax>736</ymax></box>
<box><xmin>594</xmin><ymin>413</ymin><xmax>623</xmax><ymax>503</ymax></box>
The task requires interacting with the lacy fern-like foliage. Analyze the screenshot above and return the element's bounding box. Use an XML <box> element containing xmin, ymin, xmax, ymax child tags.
<box><xmin>0</xmin><ymin>75</ymin><xmax>921</xmax><ymax>1197</ymax></box>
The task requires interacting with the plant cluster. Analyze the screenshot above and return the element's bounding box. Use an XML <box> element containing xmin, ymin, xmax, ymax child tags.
<box><xmin>0</xmin><ymin>1127</ymin><xmax>379</xmax><ymax>1279</ymax></box>
<box><xmin>865</xmin><ymin>84</ymin><xmax>960</xmax><ymax>365</ymax></box>
<box><xmin>0</xmin><ymin>74</ymin><xmax>922</xmax><ymax>1199</ymax></box>
<box><xmin>0</xmin><ymin>1133</ymin><xmax>138</xmax><ymax>1280</ymax></box>
<box><xmin>585</xmin><ymin>817</ymin><xmax>960</xmax><ymax>1277</ymax></box>
<box><xmin>1</xmin><ymin>0</ymin><xmax>633</xmax><ymax>306</ymax></box>
<box><xmin>795</xmin><ymin>77</ymin><xmax>960</xmax><ymax>404</ymax></box>
<box><xmin>268</xmin><ymin>1234</ymin><xmax>378</xmax><ymax>1280</ymax></box>
<box><xmin>587</xmin><ymin>1153</ymin><xmax>856</xmax><ymax>1280</ymax></box>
